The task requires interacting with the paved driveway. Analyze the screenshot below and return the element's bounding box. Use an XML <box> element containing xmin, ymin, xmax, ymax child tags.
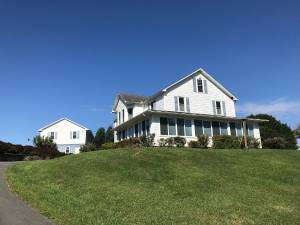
<box><xmin>0</xmin><ymin>162</ymin><xmax>54</xmax><ymax>225</ymax></box>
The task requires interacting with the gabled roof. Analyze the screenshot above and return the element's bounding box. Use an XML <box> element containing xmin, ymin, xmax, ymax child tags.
<box><xmin>38</xmin><ymin>118</ymin><xmax>90</xmax><ymax>132</ymax></box>
<box><xmin>112</xmin><ymin>93</ymin><xmax>148</xmax><ymax>112</ymax></box>
<box><xmin>112</xmin><ymin>68</ymin><xmax>238</xmax><ymax>112</ymax></box>
<box><xmin>150</xmin><ymin>68</ymin><xmax>238</xmax><ymax>101</ymax></box>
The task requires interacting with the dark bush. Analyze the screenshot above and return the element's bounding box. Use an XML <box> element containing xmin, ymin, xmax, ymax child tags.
<box><xmin>165</xmin><ymin>137</ymin><xmax>174</xmax><ymax>147</ymax></box>
<box><xmin>158</xmin><ymin>138</ymin><xmax>167</xmax><ymax>147</ymax></box>
<box><xmin>263</xmin><ymin>137</ymin><xmax>288</xmax><ymax>149</ymax></box>
<box><xmin>240</xmin><ymin>136</ymin><xmax>261</xmax><ymax>149</ymax></box>
<box><xmin>213</xmin><ymin>135</ymin><xmax>241</xmax><ymax>149</ymax></box>
<box><xmin>188</xmin><ymin>141</ymin><xmax>199</xmax><ymax>148</ymax></box>
<box><xmin>140</xmin><ymin>134</ymin><xmax>155</xmax><ymax>147</ymax></box>
<box><xmin>173</xmin><ymin>137</ymin><xmax>186</xmax><ymax>147</ymax></box>
<box><xmin>79</xmin><ymin>143</ymin><xmax>98</xmax><ymax>152</ymax></box>
<box><xmin>101</xmin><ymin>143</ymin><xmax>117</xmax><ymax>150</ymax></box>
<box><xmin>0</xmin><ymin>140</ymin><xmax>64</xmax><ymax>161</ymax></box>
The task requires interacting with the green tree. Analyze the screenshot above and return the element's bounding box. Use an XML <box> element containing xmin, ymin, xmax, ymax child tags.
<box><xmin>294</xmin><ymin>124</ymin><xmax>300</xmax><ymax>138</ymax></box>
<box><xmin>248</xmin><ymin>114</ymin><xmax>297</xmax><ymax>149</ymax></box>
<box><xmin>105</xmin><ymin>126</ymin><xmax>114</xmax><ymax>143</ymax></box>
<box><xmin>94</xmin><ymin>127</ymin><xmax>106</xmax><ymax>147</ymax></box>
<box><xmin>33</xmin><ymin>135</ymin><xmax>57</xmax><ymax>149</ymax></box>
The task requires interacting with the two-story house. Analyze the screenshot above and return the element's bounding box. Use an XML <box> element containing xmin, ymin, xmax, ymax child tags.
<box><xmin>39</xmin><ymin>118</ymin><xmax>92</xmax><ymax>154</ymax></box>
<box><xmin>112</xmin><ymin>68</ymin><xmax>265</xmax><ymax>147</ymax></box>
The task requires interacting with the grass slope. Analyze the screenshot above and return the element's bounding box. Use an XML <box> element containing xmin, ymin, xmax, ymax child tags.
<box><xmin>6</xmin><ymin>148</ymin><xmax>300</xmax><ymax>225</ymax></box>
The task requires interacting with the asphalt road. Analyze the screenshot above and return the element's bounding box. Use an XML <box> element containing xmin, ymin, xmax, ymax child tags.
<box><xmin>0</xmin><ymin>162</ymin><xmax>54</xmax><ymax>225</ymax></box>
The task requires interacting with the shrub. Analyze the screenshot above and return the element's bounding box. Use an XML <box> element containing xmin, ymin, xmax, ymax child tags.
<box><xmin>33</xmin><ymin>135</ymin><xmax>57</xmax><ymax>149</ymax></box>
<box><xmin>240</xmin><ymin>136</ymin><xmax>260</xmax><ymax>149</ymax></box>
<box><xmin>166</xmin><ymin>137</ymin><xmax>175</xmax><ymax>147</ymax></box>
<box><xmin>197</xmin><ymin>135</ymin><xmax>209</xmax><ymax>148</ymax></box>
<box><xmin>140</xmin><ymin>134</ymin><xmax>155</xmax><ymax>147</ymax></box>
<box><xmin>173</xmin><ymin>137</ymin><xmax>186</xmax><ymax>147</ymax></box>
<box><xmin>188</xmin><ymin>141</ymin><xmax>199</xmax><ymax>148</ymax></box>
<box><xmin>80</xmin><ymin>143</ymin><xmax>98</xmax><ymax>152</ymax></box>
<box><xmin>158</xmin><ymin>138</ymin><xmax>167</xmax><ymax>147</ymax></box>
<box><xmin>213</xmin><ymin>135</ymin><xmax>241</xmax><ymax>149</ymax></box>
<box><xmin>263</xmin><ymin>137</ymin><xmax>288</xmax><ymax>149</ymax></box>
<box><xmin>101</xmin><ymin>143</ymin><xmax>117</xmax><ymax>150</ymax></box>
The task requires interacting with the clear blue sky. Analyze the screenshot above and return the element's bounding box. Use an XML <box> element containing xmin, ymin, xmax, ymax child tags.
<box><xmin>1</xmin><ymin>0</ymin><xmax>299</xmax><ymax>145</ymax></box>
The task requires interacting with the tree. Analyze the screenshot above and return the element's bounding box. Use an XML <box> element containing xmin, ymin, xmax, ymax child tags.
<box><xmin>248</xmin><ymin>114</ymin><xmax>297</xmax><ymax>149</ymax></box>
<box><xmin>86</xmin><ymin>130</ymin><xmax>95</xmax><ymax>144</ymax></box>
<box><xmin>33</xmin><ymin>135</ymin><xmax>57</xmax><ymax>149</ymax></box>
<box><xmin>294</xmin><ymin>124</ymin><xmax>300</xmax><ymax>138</ymax></box>
<box><xmin>94</xmin><ymin>127</ymin><xmax>106</xmax><ymax>147</ymax></box>
<box><xmin>105</xmin><ymin>126</ymin><xmax>114</xmax><ymax>143</ymax></box>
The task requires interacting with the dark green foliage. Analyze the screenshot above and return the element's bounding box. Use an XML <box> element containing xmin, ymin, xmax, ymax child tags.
<box><xmin>173</xmin><ymin>137</ymin><xmax>186</xmax><ymax>147</ymax></box>
<box><xmin>240</xmin><ymin>136</ymin><xmax>261</xmax><ymax>149</ymax></box>
<box><xmin>33</xmin><ymin>135</ymin><xmax>57</xmax><ymax>149</ymax></box>
<box><xmin>263</xmin><ymin>137</ymin><xmax>289</xmax><ymax>149</ymax></box>
<box><xmin>139</xmin><ymin>134</ymin><xmax>155</xmax><ymax>147</ymax></box>
<box><xmin>94</xmin><ymin>128</ymin><xmax>106</xmax><ymax>147</ymax></box>
<box><xmin>105</xmin><ymin>126</ymin><xmax>114</xmax><ymax>143</ymax></box>
<box><xmin>79</xmin><ymin>143</ymin><xmax>98</xmax><ymax>152</ymax></box>
<box><xmin>158</xmin><ymin>138</ymin><xmax>167</xmax><ymax>147</ymax></box>
<box><xmin>213</xmin><ymin>135</ymin><xmax>241</xmax><ymax>149</ymax></box>
<box><xmin>101</xmin><ymin>143</ymin><xmax>117</xmax><ymax>150</ymax></box>
<box><xmin>0</xmin><ymin>140</ymin><xmax>63</xmax><ymax>160</ymax></box>
<box><xmin>189</xmin><ymin>135</ymin><xmax>209</xmax><ymax>148</ymax></box>
<box><xmin>165</xmin><ymin>137</ymin><xmax>175</xmax><ymax>147</ymax></box>
<box><xmin>294</xmin><ymin>124</ymin><xmax>300</xmax><ymax>138</ymax></box>
<box><xmin>248</xmin><ymin>114</ymin><xmax>297</xmax><ymax>149</ymax></box>
<box><xmin>85</xmin><ymin>130</ymin><xmax>94</xmax><ymax>144</ymax></box>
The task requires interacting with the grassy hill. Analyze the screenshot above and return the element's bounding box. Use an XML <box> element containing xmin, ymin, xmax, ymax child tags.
<box><xmin>6</xmin><ymin>148</ymin><xmax>300</xmax><ymax>225</ymax></box>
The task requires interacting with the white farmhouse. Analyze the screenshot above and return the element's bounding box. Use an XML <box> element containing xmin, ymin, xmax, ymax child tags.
<box><xmin>39</xmin><ymin>118</ymin><xmax>92</xmax><ymax>154</ymax></box>
<box><xmin>112</xmin><ymin>68</ymin><xmax>266</xmax><ymax>147</ymax></box>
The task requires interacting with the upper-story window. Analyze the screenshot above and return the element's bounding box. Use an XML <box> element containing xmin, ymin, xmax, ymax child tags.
<box><xmin>122</xmin><ymin>109</ymin><xmax>125</xmax><ymax>122</ymax></box>
<box><xmin>216</xmin><ymin>101</ymin><xmax>222</xmax><ymax>115</ymax></box>
<box><xmin>179</xmin><ymin>97</ymin><xmax>185</xmax><ymax>111</ymax></box>
<box><xmin>71</xmin><ymin>131</ymin><xmax>79</xmax><ymax>139</ymax></box>
<box><xmin>197</xmin><ymin>79</ymin><xmax>203</xmax><ymax>93</ymax></box>
<box><xmin>118</xmin><ymin>112</ymin><xmax>121</xmax><ymax>125</ymax></box>
<box><xmin>49</xmin><ymin>132</ymin><xmax>55</xmax><ymax>140</ymax></box>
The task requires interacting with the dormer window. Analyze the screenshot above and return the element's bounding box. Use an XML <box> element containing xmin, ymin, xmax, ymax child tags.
<box><xmin>197</xmin><ymin>79</ymin><xmax>203</xmax><ymax>93</ymax></box>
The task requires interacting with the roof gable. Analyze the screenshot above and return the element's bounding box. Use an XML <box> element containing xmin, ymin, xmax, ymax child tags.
<box><xmin>161</xmin><ymin>68</ymin><xmax>238</xmax><ymax>100</ymax></box>
<box><xmin>39</xmin><ymin>118</ymin><xmax>89</xmax><ymax>132</ymax></box>
<box><xmin>112</xmin><ymin>93</ymin><xmax>148</xmax><ymax>112</ymax></box>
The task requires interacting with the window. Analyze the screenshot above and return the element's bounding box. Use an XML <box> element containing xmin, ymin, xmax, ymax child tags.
<box><xmin>194</xmin><ymin>120</ymin><xmax>203</xmax><ymax>136</ymax></box>
<box><xmin>220</xmin><ymin>122</ymin><xmax>228</xmax><ymax>135</ymax></box>
<box><xmin>248</xmin><ymin>124</ymin><xmax>254</xmax><ymax>137</ymax></box>
<box><xmin>122</xmin><ymin>109</ymin><xmax>125</xmax><ymax>123</ymax></box>
<box><xmin>179</xmin><ymin>97</ymin><xmax>185</xmax><ymax>111</ymax></box>
<box><xmin>145</xmin><ymin>120</ymin><xmax>150</xmax><ymax>135</ymax></box>
<box><xmin>236</xmin><ymin>123</ymin><xmax>243</xmax><ymax>136</ymax></box>
<box><xmin>117</xmin><ymin>132</ymin><xmax>121</xmax><ymax>141</ymax></box>
<box><xmin>118</xmin><ymin>112</ymin><xmax>121</xmax><ymax>124</ymax></box>
<box><xmin>151</xmin><ymin>102</ymin><xmax>154</xmax><ymax>110</ymax></box>
<box><xmin>135</xmin><ymin>124</ymin><xmax>139</xmax><ymax>137</ymax></box>
<box><xmin>168</xmin><ymin>118</ymin><xmax>176</xmax><ymax>135</ymax></box>
<box><xmin>185</xmin><ymin>120</ymin><xmax>192</xmax><ymax>136</ymax></box>
<box><xmin>230</xmin><ymin>123</ymin><xmax>236</xmax><ymax>136</ymax></box>
<box><xmin>212</xmin><ymin>121</ymin><xmax>220</xmax><ymax>136</ymax></box>
<box><xmin>203</xmin><ymin>121</ymin><xmax>212</xmax><ymax>136</ymax></box>
<box><xmin>50</xmin><ymin>132</ymin><xmax>55</xmax><ymax>140</ymax></box>
<box><xmin>122</xmin><ymin>130</ymin><xmax>126</xmax><ymax>139</ymax></box>
<box><xmin>177</xmin><ymin>119</ymin><xmax>185</xmax><ymax>136</ymax></box>
<box><xmin>72</xmin><ymin>131</ymin><xmax>78</xmax><ymax>139</ymax></box>
<box><xmin>142</xmin><ymin>120</ymin><xmax>146</xmax><ymax>135</ymax></box>
<box><xmin>197</xmin><ymin>79</ymin><xmax>203</xmax><ymax>93</ymax></box>
<box><xmin>138</xmin><ymin>123</ymin><xmax>142</xmax><ymax>136</ymax></box>
<box><xmin>66</xmin><ymin>146</ymin><xmax>70</xmax><ymax>154</ymax></box>
<box><xmin>160</xmin><ymin>117</ymin><xmax>168</xmax><ymax>135</ymax></box>
<box><xmin>216</xmin><ymin>101</ymin><xmax>222</xmax><ymax>115</ymax></box>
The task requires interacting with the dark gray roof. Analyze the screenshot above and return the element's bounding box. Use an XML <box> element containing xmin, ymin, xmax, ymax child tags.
<box><xmin>119</xmin><ymin>93</ymin><xmax>148</xmax><ymax>104</ymax></box>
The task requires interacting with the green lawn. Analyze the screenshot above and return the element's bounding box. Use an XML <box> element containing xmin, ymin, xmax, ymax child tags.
<box><xmin>6</xmin><ymin>148</ymin><xmax>300</xmax><ymax>225</ymax></box>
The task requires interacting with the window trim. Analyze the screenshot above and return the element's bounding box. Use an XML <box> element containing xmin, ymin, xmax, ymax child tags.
<box><xmin>215</xmin><ymin>101</ymin><xmax>222</xmax><ymax>115</ymax></box>
<box><xmin>178</xmin><ymin>97</ymin><xmax>185</xmax><ymax>112</ymax></box>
